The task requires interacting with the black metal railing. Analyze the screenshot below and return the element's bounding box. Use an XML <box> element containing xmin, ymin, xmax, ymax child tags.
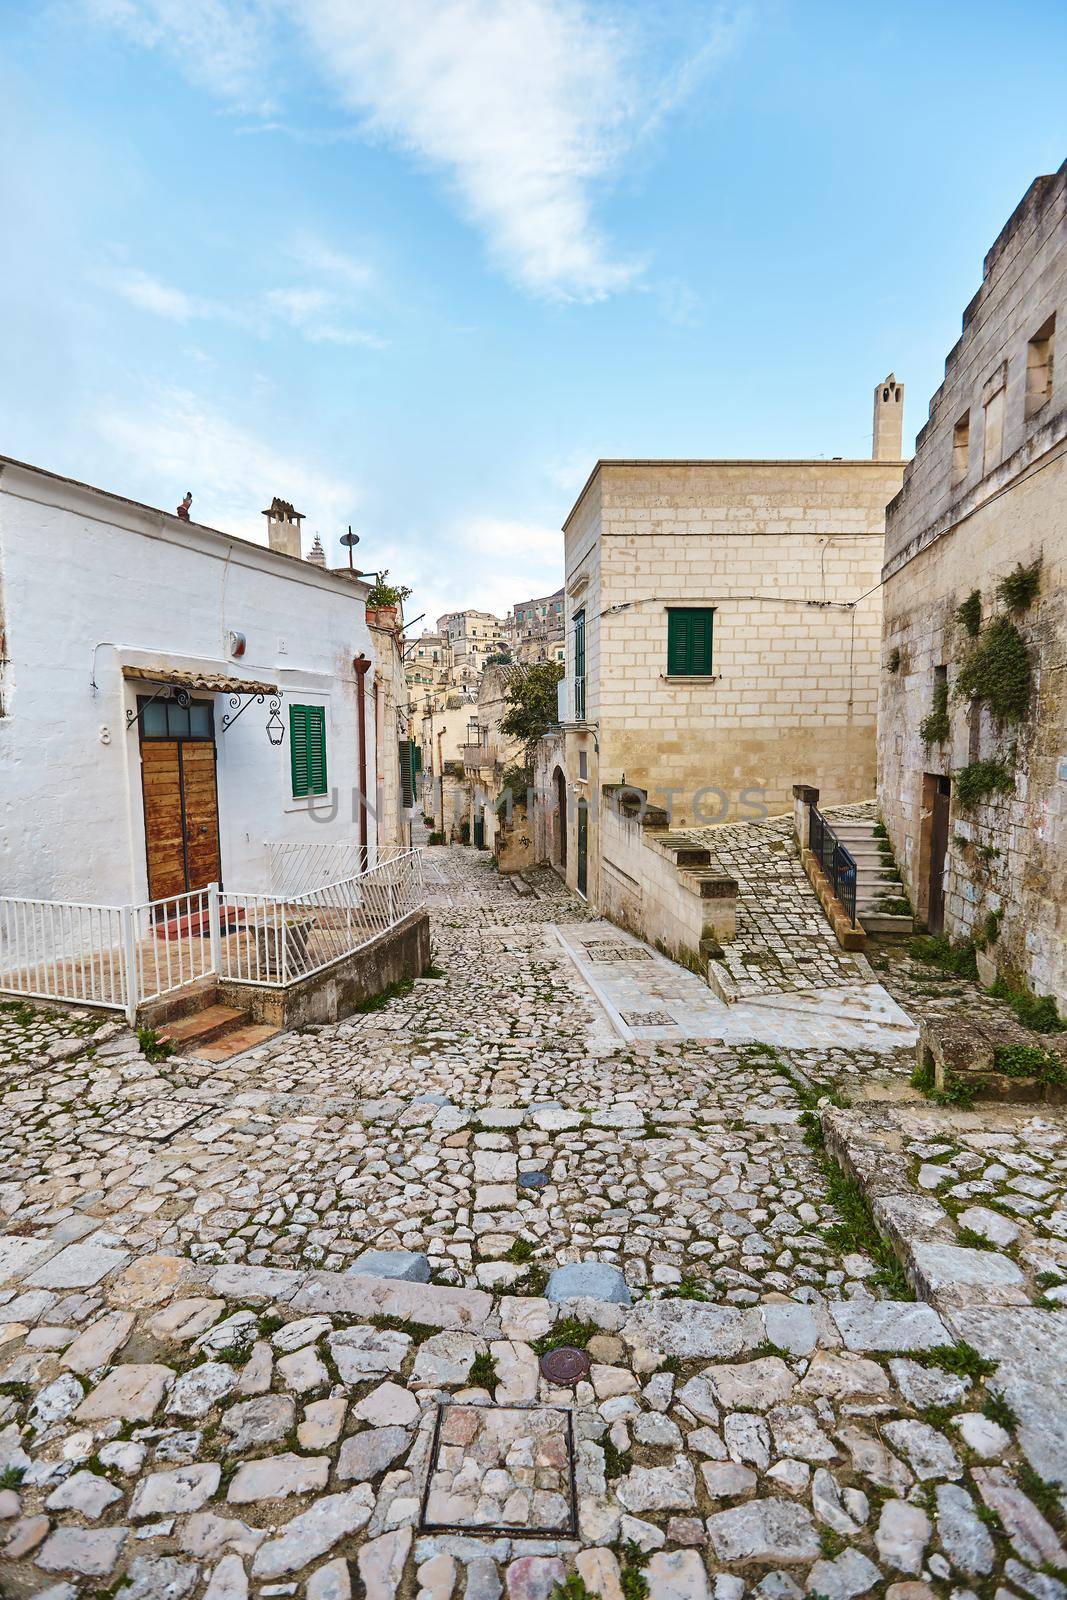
<box><xmin>809</xmin><ymin>806</ymin><xmax>858</xmax><ymax>927</ymax></box>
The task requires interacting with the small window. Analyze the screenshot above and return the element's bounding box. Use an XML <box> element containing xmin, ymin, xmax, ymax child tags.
<box><xmin>951</xmin><ymin>411</ymin><xmax>970</xmax><ymax>486</ymax></box>
<box><xmin>188</xmin><ymin>703</ymin><xmax>212</xmax><ymax>738</ymax></box>
<box><xmin>1026</xmin><ymin>315</ymin><xmax>1055</xmax><ymax>418</ymax></box>
<box><xmin>141</xmin><ymin>700</ymin><xmax>168</xmax><ymax>737</ymax></box>
<box><xmin>667</xmin><ymin>608</ymin><xmax>714</xmax><ymax>676</ymax></box>
<box><xmin>578</xmin><ymin>750</ymin><xmax>588</xmax><ymax>780</ymax></box>
<box><xmin>573</xmin><ymin>609</ymin><xmax>586</xmax><ymax>721</ymax></box>
<box><xmin>982</xmin><ymin>384</ymin><xmax>1005</xmax><ymax>474</ymax></box>
<box><xmin>290</xmin><ymin>704</ymin><xmax>328</xmax><ymax>797</ymax></box>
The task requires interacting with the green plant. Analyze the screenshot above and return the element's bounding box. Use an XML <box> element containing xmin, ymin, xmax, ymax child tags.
<box><xmin>981</xmin><ymin>909</ymin><xmax>1003</xmax><ymax>946</ymax></box>
<box><xmin>497</xmin><ymin>765</ymin><xmax>533</xmax><ymax>805</ymax></box>
<box><xmin>137</xmin><ymin>1026</ymin><xmax>174</xmax><ymax>1064</ymax></box>
<box><xmin>955</xmin><ymin>617</ymin><xmax>1031</xmax><ymax>725</ymax></box>
<box><xmin>532</xmin><ymin>1316</ymin><xmax>598</xmax><ymax>1356</ymax></box>
<box><xmin>910</xmin><ymin>1057</ymin><xmax>935</xmax><ymax>1094</ymax></box>
<box><xmin>907</xmin><ymin>934</ymin><xmax>979</xmax><ymax>980</ymax></box>
<box><xmin>956</xmin><ymin>1227</ymin><xmax>997</xmax><ymax>1252</ymax></box>
<box><xmin>989</xmin><ymin>978</ymin><xmax>1065</xmax><ymax>1033</ymax></box>
<box><xmin>819</xmin><ymin>1528</ymin><xmax>846</xmax><ymax>1560</ymax></box>
<box><xmin>929</xmin><ymin>1075</ymin><xmax>978</xmax><ymax>1109</ymax></box>
<box><xmin>997</xmin><ymin>558</ymin><xmax>1042</xmax><ymax>612</ymax></box>
<box><xmin>469</xmin><ymin>1350</ymin><xmax>498</xmax><ymax>1390</ymax></box>
<box><xmin>955</xmin><ymin>589</ymin><xmax>983</xmax><ymax>637</ymax></box>
<box><xmin>1018</xmin><ymin>1461</ymin><xmax>1062</xmax><ymax>1524</ymax></box>
<box><xmin>982</xmin><ymin>1389</ymin><xmax>1018</xmax><ymax>1430</ymax></box>
<box><xmin>504</xmin><ymin>1237</ymin><xmax>535</xmax><ymax>1264</ymax></box>
<box><xmin>0</xmin><ymin>1464</ymin><xmax>25</xmax><ymax>1489</ymax></box>
<box><xmin>427</xmin><ymin>831</ymin><xmax>445</xmax><ymax>845</ymax></box>
<box><xmin>366</xmin><ymin>570</ymin><xmax>413</xmax><ymax>608</ymax></box>
<box><xmin>920</xmin><ymin>676</ymin><xmax>951</xmax><ymax>746</ymax></box>
<box><xmin>601</xmin><ymin>1435</ymin><xmax>632</xmax><ymax>1479</ymax></box>
<box><xmin>617</xmin><ymin>1548</ymin><xmax>649</xmax><ymax>1600</ymax></box>
<box><xmin>954</xmin><ymin>759</ymin><xmax>1016</xmax><ymax>811</ymax></box>
<box><xmin>500</xmin><ymin>661</ymin><xmax>565</xmax><ymax>760</ymax></box>
<box><xmin>355</xmin><ymin>976</ymin><xmax>414</xmax><ymax>1013</ymax></box>
<box><xmin>551</xmin><ymin>1579</ymin><xmax>592</xmax><ymax>1600</ymax></box>
<box><xmin>802</xmin><ymin>1113</ymin><xmax>910</xmax><ymax>1297</ymax></box>
<box><xmin>676</xmin><ymin>1275</ymin><xmax>710</xmax><ymax>1301</ymax></box>
<box><xmin>918</xmin><ymin>1342</ymin><xmax>997</xmax><ymax>1380</ymax></box>
<box><xmin>886</xmin><ymin>646</ymin><xmax>902</xmax><ymax>673</ymax></box>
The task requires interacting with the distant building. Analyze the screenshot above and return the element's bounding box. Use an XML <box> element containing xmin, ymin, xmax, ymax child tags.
<box><xmin>879</xmin><ymin>164</ymin><xmax>1065</xmax><ymax>1011</ymax></box>
<box><xmin>437</xmin><ymin>608</ymin><xmax>508</xmax><ymax>687</ymax></box>
<box><xmin>404</xmin><ymin>629</ymin><xmax>451</xmax><ymax>706</ymax></box>
<box><xmin>542</xmin><ymin>383</ymin><xmax>906</xmax><ymax>905</ymax></box>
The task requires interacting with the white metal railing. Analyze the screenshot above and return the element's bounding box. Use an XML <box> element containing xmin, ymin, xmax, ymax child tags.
<box><xmin>266</xmin><ymin>839</ymin><xmax>411</xmax><ymax>894</ymax></box>
<box><xmin>0</xmin><ymin>849</ymin><xmax>425</xmax><ymax>1022</ymax></box>
<box><xmin>0</xmin><ymin>896</ymin><xmax>129</xmax><ymax>1011</ymax></box>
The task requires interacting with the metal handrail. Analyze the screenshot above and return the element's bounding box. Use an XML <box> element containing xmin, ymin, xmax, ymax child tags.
<box><xmin>809</xmin><ymin>807</ymin><xmax>858</xmax><ymax>927</ymax></box>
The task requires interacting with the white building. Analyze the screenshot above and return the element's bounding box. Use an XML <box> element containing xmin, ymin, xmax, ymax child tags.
<box><xmin>0</xmin><ymin>457</ymin><xmax>382</xmax><ymax>908</ymax></box>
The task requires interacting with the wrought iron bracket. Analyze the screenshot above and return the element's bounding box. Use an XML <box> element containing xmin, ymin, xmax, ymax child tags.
<box><xmin>126</xmin><ymin>682</ymin><xmax>191</xmax><ymax>731</ymax></box>
<box><xmin>221</xmin><ymin>692</ymin><xmax>282</xmax><ymax>736</ymax></box>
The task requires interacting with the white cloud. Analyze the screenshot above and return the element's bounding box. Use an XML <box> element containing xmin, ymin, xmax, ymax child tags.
<box><xmin>263</xmin><ymin>286</ymin><xmax>385</xmax><ymax>348</ymax></box>
<box><xmin>84</xmin><ymin>0</ymin><xmax>273</xmax><ymax>106</ymax></box>
<box><xmin>299</xmin><ymin>0</ymin><xmax>640</xmax><ymax>301</ymax></box>
<box><xmin>94</xmin><ymin>266</ymin><xmax>214</xmax><ymax>322</ymax></box>
<box><xmin>85</xmin><ymin>0</ymin><xmax>737</xmax><ymax>303</ymax></box>
<box><xmin>94</xmin><ymin>385</ymin><xmax>357</xmax><ymax>541</ymax></box>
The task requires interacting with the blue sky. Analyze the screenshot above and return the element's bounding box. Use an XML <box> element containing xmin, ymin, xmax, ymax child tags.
<box><xmin>2</xmin><ymin>1</ymin><xmax>1065</xmax><ymax>627</ymax></box>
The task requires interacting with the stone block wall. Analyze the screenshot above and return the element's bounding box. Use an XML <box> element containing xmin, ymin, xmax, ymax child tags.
<box><xmin>599</xmin><ymin>792</ymin><xmax>736</xmax><ymax>969</ymax></box>
<box><xmin>879</xmin><ymin>166</ymin><xmax>1066</xmax><ymax>1011</ymax></box>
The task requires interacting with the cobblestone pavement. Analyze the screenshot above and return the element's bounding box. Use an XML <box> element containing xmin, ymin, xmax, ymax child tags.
<box><xmin>681</xmin><ymin>816</ymin><xmax>867</xmax><ymax>1000</ymax></box>
<box><xmin>1</xmin><ymin>848</ymin><xmax>1066</xmax><ymax>1599</ymax></box>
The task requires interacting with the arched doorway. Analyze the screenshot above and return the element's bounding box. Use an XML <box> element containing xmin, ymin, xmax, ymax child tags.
<box><xmin>553</xmin><ymin>767</ymin><xmax>567</xmax><ymax>869</ymax></box>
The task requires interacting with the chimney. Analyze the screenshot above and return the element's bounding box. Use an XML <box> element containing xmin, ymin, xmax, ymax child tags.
<box><xmin>872</xmin><ymin>374</ymin><xmax>904</xmax><ymax>461</ymax></box>
<box><xmin>306</xmin><ymin>534</ymin><xmax>326</xmax><ymax>568</ymax></box>
<box><xmin>262</xmin><ymin>496</ymin><xmax>304</xmax><ymax>559</ymax></box>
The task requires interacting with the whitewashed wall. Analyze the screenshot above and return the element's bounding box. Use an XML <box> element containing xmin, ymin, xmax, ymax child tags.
<box><xmin>0</xmin><ymin>461</ymin><xmax>377</xmax><ymax>904</ymax></box>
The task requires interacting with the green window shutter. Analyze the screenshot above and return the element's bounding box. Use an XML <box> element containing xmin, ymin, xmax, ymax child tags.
<box><xmin>399</xmin><ymin>739</ymin><xmax>415</xmax><ymax>808</ymax></box>
<box><xmin>667</xmin><ymin>609</ymin><xmax>714</xmax><ymax>676</ymax></box>
<box><xmin>290</xmin><ymin>705</ymin><xmax>309</xmax><ymax>796</ymax></box>
<box><xmin>290</xmin><ymin>704</ymin><xmax>328</xmax><ymax>796</ymax></box>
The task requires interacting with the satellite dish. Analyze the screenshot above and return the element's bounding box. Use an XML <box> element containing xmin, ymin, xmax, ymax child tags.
<box><xmin>340</xmin><ymin>526</ymin><xmax>360</xmax><ymax>570</ymax></box>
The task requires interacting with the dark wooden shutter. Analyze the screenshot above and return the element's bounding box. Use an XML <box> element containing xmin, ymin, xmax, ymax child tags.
<box><xmin>290</xmin><ymin>705</ymin><xmax>328</xmax><ymax>796</ymax></box>
<box><xmin>399</xmin><ymin>739</ymin><xmax>415</xmax><ymax>807</ymax></box>
<box><xmin>667</xmin><ymin>609</ymin><xmax>714</xmax><ymax>675</ymax></box>
<box><xmin>290</xmin><ymin>705</ymin><xmax>309</xmax><ymax>796</ymax></box>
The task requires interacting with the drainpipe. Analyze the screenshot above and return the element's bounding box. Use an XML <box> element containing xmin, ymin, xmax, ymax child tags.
<box><xmin>374</xmin><ymin>671</ymin><xmax>386</xmax><ymax>852</ymax></box>
<box><xmin>353</xmin><ymin>655</ymin><xmax>370</xmax><ymax>871</ymax></box>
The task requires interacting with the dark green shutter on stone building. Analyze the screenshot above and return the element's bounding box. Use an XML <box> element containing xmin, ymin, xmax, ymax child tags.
<box><xmin>290</xmin><ymin>705</ymin><xmax>328</xmax><ymax>796</ymax></box>
<box><xmin>667</xmin><ymin>608</ymin><xmax>714</xmax><ymax>676</ymax></box>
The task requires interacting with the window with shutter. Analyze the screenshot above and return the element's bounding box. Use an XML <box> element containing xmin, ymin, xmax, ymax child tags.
<box><xmin>290</xmin><ymin>704</ymin><xmax>328</xmax><ymax>797</ymax></box>
<box><xmin>666</xmin><ymin>608</ymin><xmax>714</xmax><ymax>676</ymax></box>
<box><xmin>573</xmin><ymin>609</ymin><xmax>586</xmax><ymax>721</ymax></box>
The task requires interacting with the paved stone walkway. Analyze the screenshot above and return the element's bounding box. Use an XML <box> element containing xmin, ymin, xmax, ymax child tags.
<box><xmin>0</xmin><ymin>848</ymin><xmax>1065</xmax><ymax>1600</ymax></box>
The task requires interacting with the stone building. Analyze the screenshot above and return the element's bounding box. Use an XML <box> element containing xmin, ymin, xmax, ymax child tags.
<box><xmin>541</xmin><ymin>385</ymin><xmax>906</xmax><ymax>906</ymax></box>
<box><xmin>419</xmin><ymin>691</ymin><xmax>476</xmax><ymax>840</ymax></box>
<box><xmin>404</xmin><ymin>629</ymin><xmax>450</xmax><ymax>707</ymax></box>
<box><xmin>462</xmin><ymin>663</ymin><xmax>530</xmax><ymax>857</ymax></box>
<box><xmin>437</xmin><ymin>608</ymin><xmax>508</xmax><ymax>688</ymax></box>
<box><xmin>879</xmin><ymin>164</ymin><xmax>1065</xmax><ymax>1012</ymax></box>
<box><xmin>508</xmin><ymin>588</ymin><xmax>565</xmax><ymax>665</ymax></box>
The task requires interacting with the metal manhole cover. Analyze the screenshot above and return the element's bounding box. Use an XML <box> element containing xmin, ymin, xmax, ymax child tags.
<box><xmin>519</xmin><ymin>1171</ymin><xmax>549</xmax><ymax>1189</ymax></box>
<box><xmin>539</xmin><ymin>1346</ymin><xmax>591</xmax><ymax>1385</ymax></box>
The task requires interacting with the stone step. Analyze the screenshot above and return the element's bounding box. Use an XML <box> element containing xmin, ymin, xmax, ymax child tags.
<box><xmin>860</xmin><ymin>911</ymin><xmax>915</xmax><ymax>935</ymax></box>
<box><xmin>159</xmin><ymin>1004</ymin><xmax>252</xmax><ymax>1051</ymax></box>
<box><xmin>190</xmin><ymin>1021</ymin><xmax>282</xmax><ymax>1062</ymax></box>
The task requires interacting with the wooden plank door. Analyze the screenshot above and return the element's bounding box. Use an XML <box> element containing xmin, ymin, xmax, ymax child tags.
<box><xmin>577</xmin><ymin>800</ymin><xmax>588</xmax><ymax>897</ymax></box>
<box><xmin>181</xmin><ymin>741</ymin><xmax>222</xmax><ymax>891</ymax></box>
<box><xmin>142</xmin><ymin>742</ymin><xmax>188</xmax><ymax>900</ymax></box>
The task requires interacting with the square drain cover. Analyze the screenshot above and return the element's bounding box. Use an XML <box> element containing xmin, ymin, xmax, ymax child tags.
<box><xmin>420</xmin><ymin>1403</ymin><xmax>577</xmax><ymax>1537</ymax></box>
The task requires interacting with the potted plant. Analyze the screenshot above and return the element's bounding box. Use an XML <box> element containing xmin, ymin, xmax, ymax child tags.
<box><xmin>366</xmin><ymin>571</ymin><xmax>412</xmax><ymax>628</ymax></box>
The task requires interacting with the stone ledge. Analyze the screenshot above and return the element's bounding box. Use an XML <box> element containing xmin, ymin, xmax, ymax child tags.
<box><xmin>800</xmin><ymin>847</ymin><xmax>867</xmax><ymax>951</ymax></box>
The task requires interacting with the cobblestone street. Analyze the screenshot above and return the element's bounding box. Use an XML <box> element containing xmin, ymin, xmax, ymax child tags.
<box><xmin>1</xmin><ymin>846</ymin><xmax>1066</xmax><ymax>1600</ymax></box>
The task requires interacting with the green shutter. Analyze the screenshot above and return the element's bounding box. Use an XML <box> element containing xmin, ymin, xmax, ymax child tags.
<box><xmin>667</xmin><ymin>609</ymin><xmax>714</xmax><ymax>676</ymax></box>
<box><xmin>290</xmin><ymin>704</ymin><xmax>328</xmax><ymax>797</ymax></box>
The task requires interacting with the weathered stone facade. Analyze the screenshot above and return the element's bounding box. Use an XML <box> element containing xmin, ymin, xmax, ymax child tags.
<box><xmin>878</xmin><ymin>164</ymin><xmax>1066</xmax><ymax>1013</ymax></box>
<box><xmin>546</xmin><ymin>395</ymin><xmax>906</xmax><ymax>909</ymax></box>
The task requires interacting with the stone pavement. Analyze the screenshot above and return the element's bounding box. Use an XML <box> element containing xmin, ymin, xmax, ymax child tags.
<box><xmin>0</xmin><ymin>847</ymin><xmax>1065</xmax><ymax>1599</ymax></box>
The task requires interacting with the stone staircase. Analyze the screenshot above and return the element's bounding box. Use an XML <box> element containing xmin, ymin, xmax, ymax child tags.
<box><xmin>144</xmin><ymin>981</ymin><xmax>280</xmax><ymax>1062</ymax></box>
<box><xmin>828</xmin><ymin>816</ymin><xmax>914</xmax><ymax>938</ymax></box>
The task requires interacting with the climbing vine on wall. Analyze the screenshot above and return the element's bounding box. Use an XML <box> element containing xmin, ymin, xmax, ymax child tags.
<box><xmin>954</xmin><ymin>759</ymin><xmax>1016</xmax><ymax>810</ymax></box>
<box><xmin>955</xmin><ymin>590</ymin><xmax>982</xmax><ymax>637</ymax></box>
<box><xmin>996</xmin><ymin>558</ymin><xmax>1042</xmax><ymax>612</ymax></box>
<box><xmin>955</xmin><ymin>617</ymin><xmax>1031</xmax><ymax>725</ymax></box>
<box><xmin>919</xmin><ymin>677</ymin><xmax>950</xmax><ymax>746</ymax></box>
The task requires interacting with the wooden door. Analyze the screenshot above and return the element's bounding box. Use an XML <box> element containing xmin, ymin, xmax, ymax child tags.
<box><xmin>141</xmin><ymin>742</ymin><xmax>188</xmax><ymax>900</ymax></box>
<box><xmin>139</xmin><ymin>697</ymin><xmax>221</xmax><ymax>900</ymax></box>
<box><xmin>928</xmin><ymin>776</ymin><xmax>951</xmax><ymax>935</ymax></box>
<box><xmin>181</xmin><ymin>742</ymin><xmax>222</xmax><ymax>891</ymax></box>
